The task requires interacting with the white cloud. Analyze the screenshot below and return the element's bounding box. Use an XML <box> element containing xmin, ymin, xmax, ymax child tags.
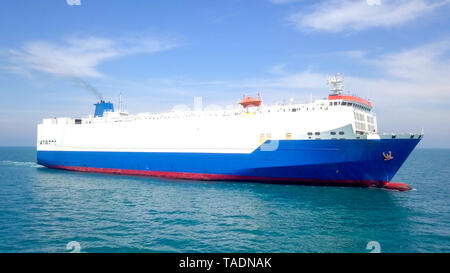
<box><xmin>290</xmin><ymin>0</ymin><xmax>449</xmax><ymax>32</ymax></box>
<box><xmin>268</xmin><ymin>64</ymin><xmax>288</xmax><ymax>75</ymax></box>
<box><xmin>236</xmin><ymin>71</ymin><xmax>327</xmax><ymax>90</ymax></box>
<box><xmin>4</xmin><ymin>36</ymin><xmax>177</xmax><ymax>78</ymax></box>
<box><xmin>370</xmin><ymin>41</ymin><xmax>450</xmax><ymax>82</ymax></box>
<box><xmin>0</xmin><ymin>64</ymin><xmax>32</xmax><ymax>78</ymax></box>
<box><xmin>121</xmin><ymin>41</ymin><xmax>449</xmax><ymax>146</ymax></box>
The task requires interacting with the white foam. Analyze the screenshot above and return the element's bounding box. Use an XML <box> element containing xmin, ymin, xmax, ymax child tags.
<box><xmin>0</xmin><ymin>160</ymin><xmax>41</xmax><ymax>168</ymax></box>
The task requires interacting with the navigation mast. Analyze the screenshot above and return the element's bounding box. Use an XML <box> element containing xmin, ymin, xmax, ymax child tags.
<box><xmin>328</xmin><ymin>73</ymin><xmax>344</xmax><ymax>96</ymax></box>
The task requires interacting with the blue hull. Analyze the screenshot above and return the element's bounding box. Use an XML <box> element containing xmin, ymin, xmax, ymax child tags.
<box><xmin>37</xmin><ymin>139</ymin><xmax>420</xmax><ymax>187</ymax></box>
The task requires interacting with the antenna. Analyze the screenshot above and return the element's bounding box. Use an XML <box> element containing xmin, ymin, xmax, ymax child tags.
<box><xmin>328</xmin><ymin>73</ymin><xmax>344</xmax><ymax>95</ymax></box>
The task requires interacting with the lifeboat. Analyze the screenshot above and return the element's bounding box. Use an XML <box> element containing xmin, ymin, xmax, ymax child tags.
<box><xmin>239</xmin><ymin>94</ymin><xmax>262</xmax><ymax>108</ymax></box>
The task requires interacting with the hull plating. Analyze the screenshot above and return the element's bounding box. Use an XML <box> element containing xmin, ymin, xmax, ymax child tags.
<box><xmin>37</xmin><ymin>139</ymin><xmax>420</xmax><ymax>187</ymax></box>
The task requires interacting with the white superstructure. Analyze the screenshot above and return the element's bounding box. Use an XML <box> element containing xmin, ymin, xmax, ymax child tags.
<box><xmin>38</xmin><ymin>90</ymin><xmax>381</xmax><ymax>154</ymax></box>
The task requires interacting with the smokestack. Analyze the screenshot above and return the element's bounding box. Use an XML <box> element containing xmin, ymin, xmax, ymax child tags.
<box><xmin>94</xmin><ymin>101</ymin><xmax>114</xmax><ymax>117</ymax></box>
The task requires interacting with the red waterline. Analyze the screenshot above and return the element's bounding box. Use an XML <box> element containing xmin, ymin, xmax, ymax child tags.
<box><xmin>44</xmin><ymin>165</ymin><xmax>410</xmax><ymax>191</ymax></box>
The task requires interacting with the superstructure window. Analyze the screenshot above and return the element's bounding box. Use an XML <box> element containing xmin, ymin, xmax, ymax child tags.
<box><xmin>330</xmin><ymin>132</ymin><xmax>336</xmax><ymax>135</ymax></box>
<box><xmin>314</xmin><ymin>132</ymin><xmax>320</xmax><ymax>135</ymax></box>
<box><xmin>342</xmin><ymin>102</ymin><xmax>347</xmax><ymax>106</ymax></box>
<box><xmin>339</xmin><ymin>131</ymin><xmax>345</xmax><ymax>135</ymax></box>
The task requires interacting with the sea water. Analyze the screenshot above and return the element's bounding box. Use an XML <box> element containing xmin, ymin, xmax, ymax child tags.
<box><xmin>0</xmin><ymin>147</ymin><xmax>448</xmax><ymax>252</ymax></box>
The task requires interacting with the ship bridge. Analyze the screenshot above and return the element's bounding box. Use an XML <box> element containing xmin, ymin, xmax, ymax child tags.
<box><xmin>326</xmin><ymin>73</ymin><xmax>372</xmax><ymax>111</ymax></box>
<box><xmin>326</xmin><ymin>74</ymin><xmax>375</xmax><ymax>134</ymax></box>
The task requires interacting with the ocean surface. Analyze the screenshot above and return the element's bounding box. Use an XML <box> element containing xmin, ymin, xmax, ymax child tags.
<box><xmin>0</xmin><ymin>147</ymin><xmax>448</xmax><ymax>253</ymax></box>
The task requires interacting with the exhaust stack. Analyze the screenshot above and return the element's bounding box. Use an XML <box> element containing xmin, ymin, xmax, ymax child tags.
<box><xmin>94</xmin><ymin>100</ymin><xmax>114</xmax><ymax>117</ymax></box>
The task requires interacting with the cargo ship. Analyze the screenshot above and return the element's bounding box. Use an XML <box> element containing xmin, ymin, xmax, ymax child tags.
<box><xmin>37</xmin><ymin>75</ymin><xmax>422</xmax><ymax>190</ymax></box>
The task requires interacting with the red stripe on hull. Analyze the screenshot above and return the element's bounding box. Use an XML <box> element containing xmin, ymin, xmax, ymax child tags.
<box><xmin>44</xmin><ymin>164</ymin><xmax>393</xmax><ymax>189</ymax></box>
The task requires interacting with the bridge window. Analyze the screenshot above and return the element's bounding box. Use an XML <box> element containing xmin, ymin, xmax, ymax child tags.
<box><xmin>307</xmin><ymin>132</ymin><xmax>312</xmax><ymax>136</ymax></box>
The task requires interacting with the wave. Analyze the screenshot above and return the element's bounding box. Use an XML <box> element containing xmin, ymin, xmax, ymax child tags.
<box><xmin>0</xmin><ymin>160</ymin><xmax>41</xmax><ymax>168</ymax></box>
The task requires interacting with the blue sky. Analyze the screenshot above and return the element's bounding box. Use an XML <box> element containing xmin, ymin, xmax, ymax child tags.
<box><xmin>0</xmin><ymin>0</ymin><xmax>449</xmax><ymax>147</ymax></box>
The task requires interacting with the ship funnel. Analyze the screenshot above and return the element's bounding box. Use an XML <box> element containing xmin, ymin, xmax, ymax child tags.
<box><xmin>94</xmin><ymin>100</ymin><xmax>114</xmax><ymax>117</ymax></box>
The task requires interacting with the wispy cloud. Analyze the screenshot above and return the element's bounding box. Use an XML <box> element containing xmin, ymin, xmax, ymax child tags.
<box><xmin>0</xmin><ymin>64</ymin><xmax>32</xmax><ymax>78</ymax></box>
<box><xmin>118</xmin><ymin>41</ymin><xmax>449</xmax><ymax>145</ymax></box>
<box><xmin>369</xmin><ymin>41</ymin><xmax>450</xmax><ymax>82</ymax></box>
<box><xmin>235</xmin><ymin>71</ymin><xmax>326</xmax><ymax>90</ymax></box>
<box><xmin>268</xmin><ymin>64</ymin><xmax>288</xmax><ymax>75</ymax></box>
<box><xmin>2</xmin><ymin>35</ymin><xmax>178</xmax><ymax>78</ymax></box>
<box><xmin>289</xmin><ymin>0</ymin><xmax>449</xmax><ymax>32</ymax></box>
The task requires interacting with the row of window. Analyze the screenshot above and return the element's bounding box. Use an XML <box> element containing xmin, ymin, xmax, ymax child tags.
<box><xmin>330</xmin><ymin>101</ymin><xmax>371</xmax><ymax>111</ymax></box>
<box><xmin>307</xmin><ymin>131</ymin><xmax>345</xmax><ymax>136</ymax></box>
<box><xmin>308</xmin><ymin>137</ymin><xmax>348</xmax><ymax>140</ymax></box>
<box><xmin>289</xmin><ymin>107</ymin><xmax>325</xmax><ymax>112</ymax></box>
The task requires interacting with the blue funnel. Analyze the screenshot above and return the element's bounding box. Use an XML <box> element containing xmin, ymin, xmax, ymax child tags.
<box><xmin>94</xmin><ymin>100</ymin><xmax>114</xmax><ymax>117</ymax></box>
